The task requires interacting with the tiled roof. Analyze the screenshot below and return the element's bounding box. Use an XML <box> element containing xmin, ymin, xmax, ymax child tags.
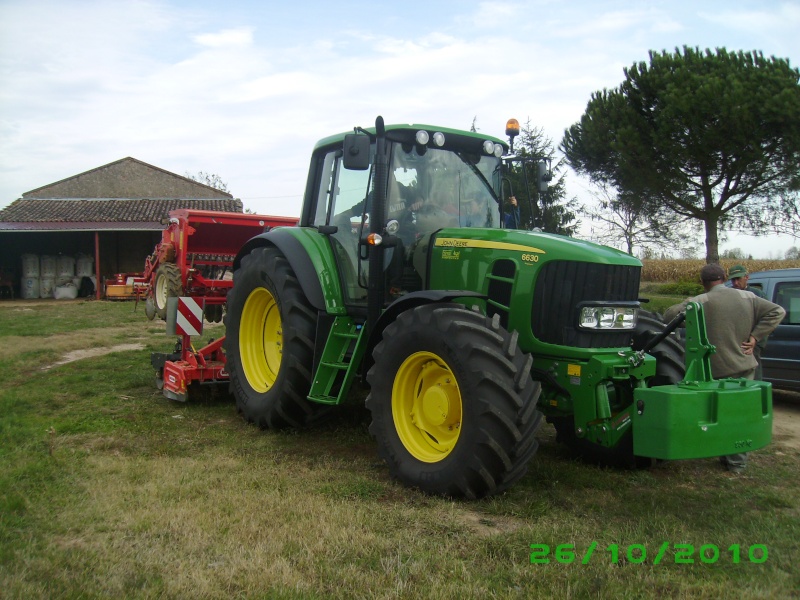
<box><xmin>0</xmin><ymin>197</ymin><xmax>243</xmax><ymax>225</ymax></box>
<box><xmin>22</xmin><ymin>157</ymin><xmax>234</xmax><ymax>199</ymax></box>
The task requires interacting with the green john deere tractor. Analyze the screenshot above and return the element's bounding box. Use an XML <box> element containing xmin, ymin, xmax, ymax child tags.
<box><xmin>223</xmin><ymin>116</ymin><xmax>773</xmax><ymax>498</ymax></box>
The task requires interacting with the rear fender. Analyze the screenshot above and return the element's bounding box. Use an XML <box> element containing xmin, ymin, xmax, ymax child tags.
<box><xmin>235</xmin><ymin>228</ymin><xmax>340</xmax><ymax>312</ymax></box>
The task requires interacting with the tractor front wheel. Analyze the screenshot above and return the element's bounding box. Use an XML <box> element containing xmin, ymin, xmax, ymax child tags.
<box><xmin>154</xmin><ymin>263</ymin><xmax>182</xmax><ymax>320</ymax></box>
<box><xmin>367</xmin><ymin>304</ymin><xmax>542</xmax><ymax>499</ymax></box>
<box><xmin>223</xmin><ymin>246</ymin><xmax>324</xmax><ymax>429</ymax></box>
<box><xmin>144</xmin><ymin>295</ymin><xmax>156</xmax><ymax>320</ymax></box>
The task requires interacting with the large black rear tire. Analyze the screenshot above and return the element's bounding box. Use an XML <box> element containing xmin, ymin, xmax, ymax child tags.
<box><xmin>550</xmin><ymin>310</ymin><xmax>685</xmax><ymax>467</ymax></box>
<box><xmin>223</xmin><ymin>246</ymin><xmax>323</xmax><ymax>428</ymax></box>
<box><xmin>367</xmin><ymin>304</ymin><xmax>542</xmax><ymax>499</ymax></box>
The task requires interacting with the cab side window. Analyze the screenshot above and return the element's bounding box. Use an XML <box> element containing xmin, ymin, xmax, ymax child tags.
<box><xmin>313</xmin><ymin>150</ymin><xmax>372</xmax><ymax>228</ymax></box>
<box><xmin>313</xmin><ymin>151</ymin><xmax>337</xmax><ymax>227</ymax></box>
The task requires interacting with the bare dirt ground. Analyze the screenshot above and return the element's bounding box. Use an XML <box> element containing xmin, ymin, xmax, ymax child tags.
<box><xmin>41</xmin><ymin>343</ymin><xmax>146</xmax><ymax>370</ymax></box>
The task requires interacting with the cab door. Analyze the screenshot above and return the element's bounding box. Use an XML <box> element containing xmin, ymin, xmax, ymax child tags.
<box><xmin>311</xmin><ymin>148</ymin><xmax>372</xmax><ymax>305</ymax></box>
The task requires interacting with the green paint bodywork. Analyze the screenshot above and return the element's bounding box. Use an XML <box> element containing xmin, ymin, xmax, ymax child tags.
<box><xmin>428</xmin><ymin>227</ymin><xmax>640</xmax><ymax>358</ymax></box>
<box><xmin>633</xmin><ymin>302</ymin><xmax>773</xmax><ymax>459</ymax></box>
<box><xmin>424</xmin><ymin>226</ymin><xmax>658</xmax><ymax>450</ymax></box>
<box><xmin>274</xmin><ymin>226</ymin><xmax>348</xmax><ymax>315</ymax></box>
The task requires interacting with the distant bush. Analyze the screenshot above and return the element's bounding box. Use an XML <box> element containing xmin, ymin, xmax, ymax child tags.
<box><xmin>658</xmin><ymin>281</ymin><xmax>703</xmax><ymax>296</ymax></box>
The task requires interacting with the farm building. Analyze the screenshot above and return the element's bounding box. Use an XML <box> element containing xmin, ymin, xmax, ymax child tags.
<box><xmin>0</xmin><ymin>158</ymin><xmax>240</xmax><ymax>299</ymax></box>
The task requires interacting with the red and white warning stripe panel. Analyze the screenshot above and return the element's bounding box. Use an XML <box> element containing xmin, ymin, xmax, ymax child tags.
<box><xmin>176</xmin><ymin>297</ymin><xmax>204</xmax><ymax>336</ymax></box>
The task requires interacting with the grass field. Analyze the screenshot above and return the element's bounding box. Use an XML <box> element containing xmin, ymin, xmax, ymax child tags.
<box><xmin>1</xmin><ymin>300</ymin><xmax>798</xmax><ymax>599</ymax></box>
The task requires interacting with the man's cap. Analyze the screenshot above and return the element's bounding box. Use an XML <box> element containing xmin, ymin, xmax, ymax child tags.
<box><xmin>700</xmin><ymin>264</ymin><xmax>726</xmax><ymax>283</ymax></box>
<box><xmin>728</xmin><ymin>264</ymin><xmax>748</xmax><ymax>279</ymax></box>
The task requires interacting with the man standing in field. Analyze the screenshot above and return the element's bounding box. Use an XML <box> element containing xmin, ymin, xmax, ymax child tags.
<box><xmin>728</xmin><ymin>264</ymin><xmax>765</xmax><ymax>298</ymax></box>
<box><xmin>728</xmin><ymin>264</ymin><xmax>768</xmax><ymax>380</ymax></box>
<box><xmin>664</xmin><ymin>263</ymin><xmax>785</xmax><ymax>473</ymax></box>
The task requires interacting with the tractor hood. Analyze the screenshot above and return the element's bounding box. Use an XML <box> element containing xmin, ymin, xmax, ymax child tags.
<box><xmin>431</xmin><ymin>228</ymin><xmax>642</xmax><ymax>268</ymax></box>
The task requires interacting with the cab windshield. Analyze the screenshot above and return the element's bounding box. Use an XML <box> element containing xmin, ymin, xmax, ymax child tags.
<box><xmin>316</xmin><ymin>139</ymin><xmax>504</xmax><ymax>303</ymax></box>
<box><xmin>386</xmin><ymin>144</ymin><xmax>502</xmax><ymax>241</ymax></box>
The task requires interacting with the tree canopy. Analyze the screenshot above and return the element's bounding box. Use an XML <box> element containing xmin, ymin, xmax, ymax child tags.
<box><xmin>561</xmin><ymin>47</ymin><xmax>800</xmax><ymax>263</ymax></box>
<box><xmin>185</xmin><ymin>171</ymin><xmax>229</xmax><ymax>193</ymax></box>
<box><xmin>506</xmin><ymin>119</ymin><xmax>580</xmax><ymax>236</ymax></box>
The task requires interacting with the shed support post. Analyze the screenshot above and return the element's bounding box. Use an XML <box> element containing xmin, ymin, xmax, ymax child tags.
<box><xmin>95</xmin><ymin>231</ymin><xmax>101</xmax><ymax>300</ymax></box>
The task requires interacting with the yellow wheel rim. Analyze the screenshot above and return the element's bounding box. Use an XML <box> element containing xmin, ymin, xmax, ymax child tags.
<box><xmin>239</xmin><ymin>287</ymin><xmax>282</xmax><ymax>393</ymax></box>
<box><xmin>392</xmin><ymin>351</ymin><xmax>462</xmax><ymax>463</ymax></box>
<box><xmin>155</xmin><ymin>273</ymin><xmax>168</xmax><ymax>308</ymax></box>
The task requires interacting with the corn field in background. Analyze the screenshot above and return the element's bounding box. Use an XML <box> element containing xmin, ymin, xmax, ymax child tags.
<box><xmin>641</xmin><ymin>259</ymin><xmax>800</xmax><ymax>282</ymax></box>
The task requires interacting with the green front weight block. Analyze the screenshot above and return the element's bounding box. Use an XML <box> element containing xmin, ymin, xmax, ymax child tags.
<box><xmin>632</xmin><ymin>379</ymin><xmax>772</xmax><ymax>460</ymax></box>
<box><xmin>631</xmin><ymin>301</ymin><xmax>773</xmax><ymax>460</ymax></box>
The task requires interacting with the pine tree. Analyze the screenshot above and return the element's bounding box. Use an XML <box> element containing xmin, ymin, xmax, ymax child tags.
<box><xmin>505</xmin><ymin>119</ymin><xmax>580</xmax><ymax>235</ymax></box>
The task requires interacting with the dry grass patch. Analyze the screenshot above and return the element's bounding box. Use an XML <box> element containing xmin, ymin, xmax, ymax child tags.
<box><xmin>19</xmin><ymin>447</ymin><xmax>531</xmax><ymax>598</ymax></box>
<box><xmin>2</xmin><ymin>295</ymin><xmax>799</xmax><ymax>599</ymax></box>
<box><xmin>455</xmin><ymin>509</ymin><xmax>527</xmax><ymax>538</ymax></box>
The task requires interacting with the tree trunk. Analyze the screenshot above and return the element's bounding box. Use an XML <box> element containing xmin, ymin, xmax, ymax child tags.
<box><xmin>704</xmin><ymin>217</ymin><xmax>720</xmax><ymax>264</ymax></box>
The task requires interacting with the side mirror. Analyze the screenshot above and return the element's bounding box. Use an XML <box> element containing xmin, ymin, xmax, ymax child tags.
<box><xmin>343</xmin><ymin>134</ymin><xmax>371</xmax><ymax>170</ymax></box>
<box><xmin>537</xmin><ymin>161</ymin><xmax>551</xmax><ymax>193</ymax></box>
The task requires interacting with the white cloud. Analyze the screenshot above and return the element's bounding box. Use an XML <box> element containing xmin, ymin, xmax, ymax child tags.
<box><xmin>193</xmin><ymin>27</ymin><xmax>254</xmax><ymax>48</ymax></box>
<box><xmin>700</xmin><ymin>2</ymin><xmax>800</xmax><ymax>33</ymax></box>
<box><xmin>458</xmin><ymin>0</ymin><xmax>519</xmax><ymax>29</ymax></box>
<box><xmin>0</xmin><ymin>0</ymin><xmax>797</xmax><ymax>254</ymax></box>
<box><xmin>233</xmin><ymin>72</ymin><xmax>320</xmax><ymax>102</ymax></box>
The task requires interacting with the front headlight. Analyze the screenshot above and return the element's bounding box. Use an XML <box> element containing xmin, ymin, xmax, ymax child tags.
<box><xmin>578</xmin><ymin>303</ymin><xmax>639</xmax><ymax>330</ymax></box>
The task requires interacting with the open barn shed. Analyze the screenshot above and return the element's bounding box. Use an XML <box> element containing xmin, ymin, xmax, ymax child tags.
<box><xmin>0</xmin><ymin>157</ymin><xmax>241</xmax><ymax>299</ymax></box>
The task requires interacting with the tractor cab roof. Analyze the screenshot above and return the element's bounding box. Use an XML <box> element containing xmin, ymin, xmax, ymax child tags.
<box><xmin>313</xmin><ymin>123</ymin><xmax>508</xmax><ymax>155</ymax></box>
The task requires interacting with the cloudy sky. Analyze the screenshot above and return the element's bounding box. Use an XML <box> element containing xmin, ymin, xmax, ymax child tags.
<box><xmin>1</xmin><ymin>0</ymin><xmax>798</xmax><ymax>256</ymax></box>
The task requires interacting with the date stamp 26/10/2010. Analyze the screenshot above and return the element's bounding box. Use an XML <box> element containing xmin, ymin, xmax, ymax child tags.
<box><xmin>529</xmin><ymin>542</ymin><xmax>768</xmax><ymax>565</ymax></box>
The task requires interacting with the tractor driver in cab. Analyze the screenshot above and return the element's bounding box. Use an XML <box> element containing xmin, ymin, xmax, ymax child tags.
<box><xmin>339</xmin><ymin>166</ymin><xmax>424</xmax><ymax>242</ymax></box>
<box><xmin>334</xmin><ymin>163</ymin><xmax>426</xmax><ymax>298</ymax></box>
<box><xmin>333</xmin><ymin>141</ymin><xmax>501</xmax><ymax>298</ymax></box>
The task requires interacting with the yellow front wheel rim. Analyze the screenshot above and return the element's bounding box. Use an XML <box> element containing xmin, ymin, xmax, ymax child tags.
<box><xmin>392</xmin><ymin>351</ymin><xmax>462</xmax><ymax>463</ymax></box>
<box><xmin>239</xmin><ymin>287</ymin><xmax>282</xmax><ymax>393</ymax></box>
<box><xmin>155</xmin><ymin>274</ymin><xmax>168</xmax><ymax>308</ymax></box>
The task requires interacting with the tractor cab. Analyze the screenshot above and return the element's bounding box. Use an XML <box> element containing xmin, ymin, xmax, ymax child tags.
<box><xmin>306</xmin><ymin>120</ymin><xmax>508</xmax><ymax>306</ymax></box>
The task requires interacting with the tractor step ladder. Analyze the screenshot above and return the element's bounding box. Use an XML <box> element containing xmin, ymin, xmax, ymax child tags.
<box><xmin>307</xmin><ymin>317</ymin><xmax>366</xmax><ymax>405</ymax></box>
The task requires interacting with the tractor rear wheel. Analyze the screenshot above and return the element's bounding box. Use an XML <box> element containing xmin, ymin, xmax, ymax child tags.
<box><xmin>223</xmin><ymin>246</ymin><xmax>323</xmax><ymax>429</ymax></box>
<box><xmin>367</xmin><ymin>304</ymin><xmax>542</xmax><ymax>499</ymax></box>
<box><xmin>550</xmin><ymin>310</ymin><xmax>685</xmax><ymax>467</ymax></box>
<box><xmin>154</xmin><ymin>263</ymin><xmax>182</xmax><ymax>320</ymax></box>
